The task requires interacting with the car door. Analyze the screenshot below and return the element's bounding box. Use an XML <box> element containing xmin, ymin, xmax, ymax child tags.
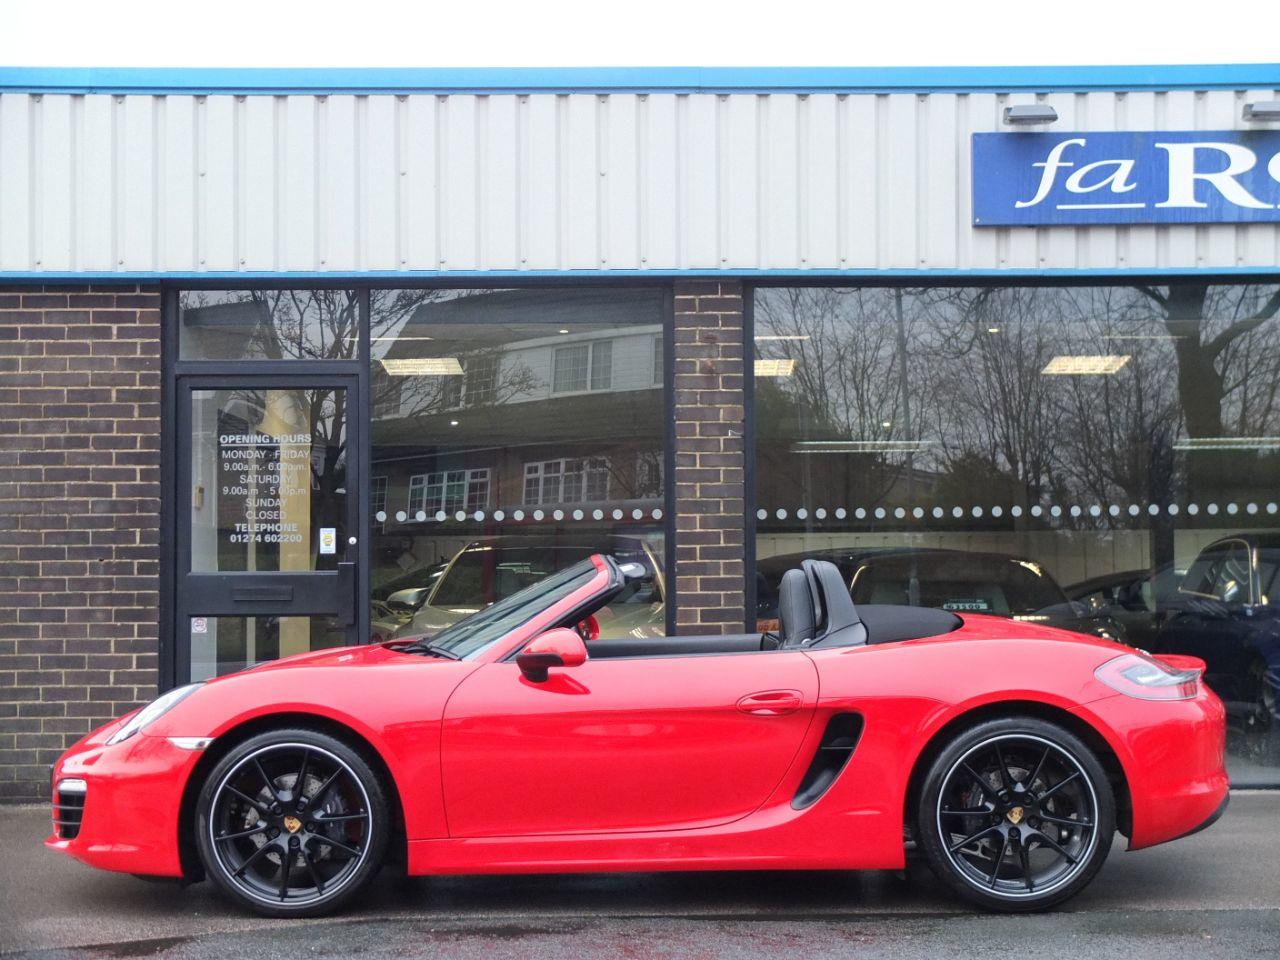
<box><xmin>440</xmin><ymin>649</ymin><xmax>819</xmax><ymax>837</ymax></box>
<box><xmin>1156</xmin><ymin>540</ymin><xmax>1256</xmax><ymax>704</ymax></box>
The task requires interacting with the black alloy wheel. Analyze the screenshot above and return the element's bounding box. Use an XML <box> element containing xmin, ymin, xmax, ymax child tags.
<box><xmin>195</xmin><ymin>728</ymin><xmax>389</xmax><ymax>917</ymax></box>
<box><xmin>917</xmin><ymin>717</ymin><xmax>1114</xmax><ymax>911</ymax></box>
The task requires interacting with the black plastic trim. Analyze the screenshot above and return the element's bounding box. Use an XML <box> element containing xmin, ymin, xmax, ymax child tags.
<box><xmin>1167</xmin><ymin>791</ymin><xmax>1230</xmax><ymax>843</ymax></box>
<box><xmin>792</xmin><ymin>713</ymin><xmax>865</xmax><ymax>810</ymax></box>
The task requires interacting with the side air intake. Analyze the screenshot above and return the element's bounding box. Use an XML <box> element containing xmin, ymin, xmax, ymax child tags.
<box><xmin>792</xmin><ymin>713</ymin><xmax>864</xmax><ymax>810</ymax></box>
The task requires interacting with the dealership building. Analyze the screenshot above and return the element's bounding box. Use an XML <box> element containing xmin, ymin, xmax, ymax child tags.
<box><xmin>2</xmin><ymin>64</ymin><xmax>1280</xmax><ymax>800</ymax></box>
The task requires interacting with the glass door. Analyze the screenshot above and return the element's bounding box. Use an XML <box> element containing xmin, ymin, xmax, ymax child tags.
<box><xmin>176</xmin><ymin>376</ymin><xmax>360</xmax><ymax>680</ymax></box>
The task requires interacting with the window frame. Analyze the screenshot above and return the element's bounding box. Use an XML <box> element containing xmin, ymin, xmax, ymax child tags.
<box><xmin>407</xmin><ymin>467</ymin><xmax>492</xmax><ymax>519</ymax></box>
<box><xmin>552</xmin><ymin>339</ymin><xmax>614</xmax><ymax>395</ymax></box>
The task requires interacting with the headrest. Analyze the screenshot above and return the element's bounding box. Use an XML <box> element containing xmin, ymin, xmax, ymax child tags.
<box><xmin>801</xmin><ymin>559</ymin><xmax>866</xmax><ymax>646</ymax></box>
<box><xmin>777</xmin><ymin>568</ymin><xmax>817</xmax><ymax>646</ymax></box>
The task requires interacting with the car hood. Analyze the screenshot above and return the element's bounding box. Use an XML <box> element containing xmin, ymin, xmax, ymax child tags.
<box><xmin>206</xmin><ymin>641</ymin><xmax>429</xmax><ymax>680</ymax></box>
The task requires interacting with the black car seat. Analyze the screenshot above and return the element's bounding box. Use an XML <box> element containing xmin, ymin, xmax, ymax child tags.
<box><xmin>801</xmin><ymin>559</ymin><xmax>868</xmax><ymax>648</ymax></box>
<box><xmin>777</xmin><ymin>568</ymin><xmax>817</xmax><ymax>647</ymax></box>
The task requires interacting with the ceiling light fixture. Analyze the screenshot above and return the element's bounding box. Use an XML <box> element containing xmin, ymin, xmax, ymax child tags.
<box><xmin>380</xmin><ymin>357</ymin><xmax>464</xmax><ymax>376</ymax></box>
<box><xmin>1173</xmin><ymin>436</ymin><xmax>1280</xmax><ymax>451</ymax></box>
<box><xmin>754</xmin><ymin>335</ymin><xmax>811</xmax><ymax>342</ymax></box>
<box><xmin>344</xmin><ymin>335</ymin><xmax>435</xmax><ymax>342</ymax></box>
<box><xmin>1041</xmin><ymin>355</ymin><xmax>1130</xmax><ymax>375</ymax></box>
<box><xmin>792</xmin><ymin>439</ymin><xmax>937</xmax><ymax>454</ymax></box>
<box><xmin>755</xmin><ymin>359</ymin><xmax>796</xmax><ymax>377</ymax></box>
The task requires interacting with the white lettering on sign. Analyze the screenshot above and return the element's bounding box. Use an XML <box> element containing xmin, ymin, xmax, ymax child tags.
<box><xmin>1154</xmin><ymin>142</ymin><xmax>1272</xmax><ymax>209</ymax></box>
<box><xmin>1014</xmin><ymin>137</ymin><xmax>1280</xmax><ymax>212</ymax></box>
<box><xmin>1016</xmin><ymin>138</ymin><xmax>1087</xmax><ymax>208</ymax></box>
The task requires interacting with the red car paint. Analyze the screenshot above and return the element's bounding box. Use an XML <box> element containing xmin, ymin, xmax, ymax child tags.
<box><xmin>47</xmin><ymin>556</ymin><xmax>1227</xmax><ymax>881</ymax></box>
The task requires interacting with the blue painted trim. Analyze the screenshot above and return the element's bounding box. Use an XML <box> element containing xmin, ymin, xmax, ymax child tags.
<box><xmin>0</xmin><ymin>65</ymin><xmax>1278</xmax><ymax>95</ymax></box>
<box><xmin>1</xmin><ymin>267</ymin><xmax>1279</xmax><ymax>283</ymax></box>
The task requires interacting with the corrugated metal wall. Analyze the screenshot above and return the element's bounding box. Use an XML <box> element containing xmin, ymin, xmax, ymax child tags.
<box><xmin>1</xmin><ymin>89</ymin><xmax>1278</xmax><ymax>275</ymax></box>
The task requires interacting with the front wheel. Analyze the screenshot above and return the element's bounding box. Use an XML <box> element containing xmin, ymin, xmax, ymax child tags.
<box><xmin>195</xmin><ymin>728</ymin><xmax>389</xmax><ymax>917</ymax></box>
<box><xmin>916</xmin><ymin>717</ymin><xmax>1115</xmax><ymax>912</ymax></box>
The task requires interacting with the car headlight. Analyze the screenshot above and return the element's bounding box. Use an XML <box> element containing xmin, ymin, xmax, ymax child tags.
<box><xmin>1094</xmin><ymin>653</ymin><xmax>1199</xmax><ymax>701</ymax></box>
<box><xmin>106</xmin><ymin>683</ymin><xmax>203</xmax><ymax>745</ymax></box>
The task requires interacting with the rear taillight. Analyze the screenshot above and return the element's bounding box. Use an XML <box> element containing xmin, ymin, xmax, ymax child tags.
<box><xmin>1095</xmin><ymin>653</ymin><xmax>1199</xmax><ymax>701</ymax></box>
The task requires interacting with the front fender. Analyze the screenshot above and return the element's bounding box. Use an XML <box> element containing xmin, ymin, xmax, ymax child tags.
<box><xmin>146</xmin><ymin>658</ymin><xmax>480</xmax><ymax>840</ymax></box>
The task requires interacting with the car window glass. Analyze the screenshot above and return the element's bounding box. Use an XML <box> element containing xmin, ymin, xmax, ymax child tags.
<box><xmin>590</xmin><ymin>541</ymin><xmax>665</xmax><ymax>638</ymax></box>
<box><xmin>1181</xmin><ymin>551</ymin><xmax>1222</xmax><ymax>597</ymax></box>
<box><xmin>850</xmin><ymin>556</ymin><xmax>1063</xmax><ymax>615</ymax></box>
<box><xmin>1210</xmin><ymin>543</ymin><xmax>1252</xmax><ymax>603</ymax></box>
<box><xmin>426</xmin><ymin>559</ymin><xmax>601</xmax><ymax>659</ymax></box>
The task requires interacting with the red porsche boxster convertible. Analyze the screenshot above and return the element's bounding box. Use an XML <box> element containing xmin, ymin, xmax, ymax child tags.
<box><xmin>48</xmin><ymin>555</ymin><xmax>1228</xmax><ymax>916</ymax></box>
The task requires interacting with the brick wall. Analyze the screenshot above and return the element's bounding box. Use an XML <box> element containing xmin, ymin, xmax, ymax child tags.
<box><xmin>0</xmin><ymin>286</ymin><xmax>162</xmax><ymax>801</ymax></box>
<box><xmin>672</xmin><ymin>280</ymin><xmax>747</xmax><ymax>634</ymax></box>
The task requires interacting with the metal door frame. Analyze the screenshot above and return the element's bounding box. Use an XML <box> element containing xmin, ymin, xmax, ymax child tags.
<box><xmin>172</xmin><ymin>372</ymin><xmax>365</xmax><ymax>682</ymax></box>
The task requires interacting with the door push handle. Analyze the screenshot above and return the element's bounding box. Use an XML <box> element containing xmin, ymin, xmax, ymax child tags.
<box><xmin>737</xmin><ymin>689</ymin><xmax>803</xmax><ymax>717</ymax></box>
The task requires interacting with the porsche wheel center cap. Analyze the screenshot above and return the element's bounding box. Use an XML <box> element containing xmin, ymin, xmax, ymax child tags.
<box><xmin>283</xmin><ymin>815</ymin><xmax>303</xmax><ymax>834</ymax></box>
<box><xmin>1006</xmin><ymin>806</ymin><xmax>1025</xmax><ymax>825</ymax></box>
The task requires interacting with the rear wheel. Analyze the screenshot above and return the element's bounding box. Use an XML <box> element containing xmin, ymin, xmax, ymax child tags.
<box><xmin>195</xmin><ymin>728</ymin><xmax>389</xmax><ymax>917</ymax></box>
<box><xmin>916</xmin><ymin>717</ymin><xmax>1114</xmax><ymax>912</ymax></box>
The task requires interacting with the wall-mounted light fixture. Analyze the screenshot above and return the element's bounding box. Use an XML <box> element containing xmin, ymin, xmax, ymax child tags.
<box><xmin>1243</xmin><ymin>100</ymin><xmax>1280</xmax><ymax>122</ymax></box>
<box><xmin>1003</xmin><ymin>104</ymin><xmax>1059</xmax><ymax>125</ymax></box>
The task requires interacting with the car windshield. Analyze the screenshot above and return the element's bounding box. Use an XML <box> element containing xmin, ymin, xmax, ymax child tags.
<box><xmin>418</xmin><ymin>558</ymin><xmax>601</xmax><ymax>660</ymax></box>
<box><xmin>850</xmin><ymin>554</ymin><xmax>1066</xmax><ymax>616</ymax></box>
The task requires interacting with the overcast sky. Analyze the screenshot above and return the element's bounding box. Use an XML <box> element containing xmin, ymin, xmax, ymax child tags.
<box><xmin>0</xmin><ymin>0</ymin><xmax>1276</xmax><ymax>69</ymax></box>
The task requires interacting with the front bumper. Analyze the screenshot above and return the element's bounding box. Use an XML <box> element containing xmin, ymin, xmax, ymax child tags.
<box><xmin>1074</xmin><ymin>686</ymin><xmax>1230</xmax><ymax>852</ymax></box>
<box><xmin>44</xmin><ymin>729</ymin><xmax>204</xmax><ymax>877</ymax></box>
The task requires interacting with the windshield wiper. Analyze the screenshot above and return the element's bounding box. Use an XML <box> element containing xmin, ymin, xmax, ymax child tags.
<box><xmin>405</xmin><ymin>640</ymin><xmax>462</xmax><ymax>660</ymax></box>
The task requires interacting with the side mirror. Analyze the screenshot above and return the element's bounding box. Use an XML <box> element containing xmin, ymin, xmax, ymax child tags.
<box><xmin>517</xmin><ymin>628</ymin><xmax>588</xmax><ymax>682</ymax></box>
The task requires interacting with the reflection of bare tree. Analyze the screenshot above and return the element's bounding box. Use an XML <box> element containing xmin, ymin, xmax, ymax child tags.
<box><xmin>1135</xmin><ymin>284</ymin><xmax>1280</xmax><ymax>496</ymax></box>
<box><xmin>926</xmin><ymin>289</ymin><xmax>1064</xmax><ymax>506</ymax></box>
<box><xmin>1050</xmin><ymin>287</ymin><xmax>1180</xmax><ymax>513</ymax></box>
<box><xmin>755</xmin><ymin>288</ymin><xmax>937</xmax><ymax>505</ymax></box>
<box><xmin>367</xmin><ymin>289</ymin><xmax>542</xmax><ymax>419</ymax></box>
<box><xmin>754</xmin><ymin>282</ymin><xmax>1280</xmax><ymax>522</ymax></box>
<box><xmin>181</xmin><ymin>289</ymin><xmax>361</xmax><ymax>361</ymax></box>
<box><xmin>1137</xmin><ymin>284</ymin><xmax>1280</xmax><ymax>440</ymax></box>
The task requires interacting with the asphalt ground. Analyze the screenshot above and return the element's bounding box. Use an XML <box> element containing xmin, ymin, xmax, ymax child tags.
<box><xmin>2</xmin><ymin>793</ymin><xmax>1278</xmax><ymax>958</ymax></box>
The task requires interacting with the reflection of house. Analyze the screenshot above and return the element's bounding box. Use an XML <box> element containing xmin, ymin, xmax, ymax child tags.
<box><xmin>370</xmin><ymin>289</ymin><xmax>665</xmax><ymax>537</ymax></box>
<box><xmin>372</xmin><ymin>289</ymin><xmax>664</xmax><ymax>418</ymax></box>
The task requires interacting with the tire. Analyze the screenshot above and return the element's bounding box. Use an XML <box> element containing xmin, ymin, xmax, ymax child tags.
<box><xmin>916</xmin><ymin>717</ymin><xmax>1115</xmax><ymax>912</ymax></box>
<box><xmin>194</xmin><ymin>727</ymin><xmax>389</xmax><ymax>918</ymax></box>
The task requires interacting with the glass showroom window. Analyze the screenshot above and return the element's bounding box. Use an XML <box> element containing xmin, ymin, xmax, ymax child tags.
<box><xmin>179</xmin><ymin>289</ymin><xmax>359</xmax><ymax>361</ymax></box>
<box><xmin>752</xmin><ymin>282</ymin><xmax>1280</xmax><ymax>786</ymax></box>
<box><xmin>369</xmin><ymin>288</ymin><xmax>668</xmax><ymax>640</ymax></box>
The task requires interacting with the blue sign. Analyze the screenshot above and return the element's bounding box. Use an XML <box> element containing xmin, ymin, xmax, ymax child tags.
<box><xmin>972</xmin><ymin>131</ymin><xmax>1280</xmax><ymax>226</ymax></box>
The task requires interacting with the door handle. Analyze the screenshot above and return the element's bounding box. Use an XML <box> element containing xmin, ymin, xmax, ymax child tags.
<box><xmin>737</xmin><ymin>689</ymin><xmax>803</xmax><ymax>717</ymax></box>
